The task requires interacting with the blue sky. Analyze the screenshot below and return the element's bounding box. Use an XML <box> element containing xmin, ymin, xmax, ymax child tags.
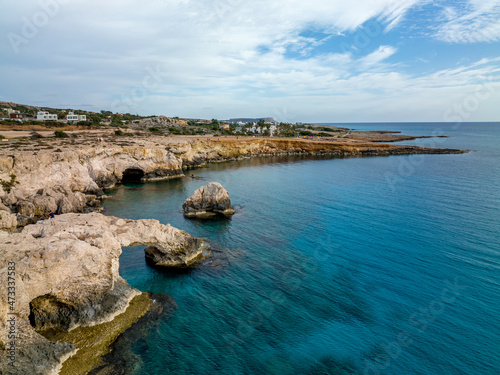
<box><xmin>1</xmin><ymin>0</ymin><xmax>499</xmax><ymax>122</ymax></box>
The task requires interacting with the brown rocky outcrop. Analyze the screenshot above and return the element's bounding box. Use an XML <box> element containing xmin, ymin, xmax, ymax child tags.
<box><xmin>183</xmin><ymin>182</ymin><xmax>235</xmax><ymax>218</ymax></box>
<box><xmin>0</xmin><ymin>212</ymin><xmax>208</xmax><ymax>374</ymax></box>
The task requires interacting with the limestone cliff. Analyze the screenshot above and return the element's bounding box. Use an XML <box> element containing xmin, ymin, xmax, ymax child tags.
<box><xmin>0</xmin><ymin>137</ymin><xmax>466</xmax><ymax>229</ymax></box>
<box><xmin>0</xmin><ymin>145</ymin><xmax>183</xmax><ymax>229</ymax></box>
<box><xmin>0</xmin><ymin>213</ymin><xmax>208</xmax><ymax>374</ymax></box>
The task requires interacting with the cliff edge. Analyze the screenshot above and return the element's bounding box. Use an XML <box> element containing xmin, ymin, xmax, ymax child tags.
<box><xmin>0</xmin><ymin>137</ymin><xmax>466</xmax><ymax>229</ymax></box>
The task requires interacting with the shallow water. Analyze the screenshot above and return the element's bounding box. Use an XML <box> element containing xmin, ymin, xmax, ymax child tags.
<box><xmin>103</xmin><ymin>123</ymin><xmax>500</xmax><ymax>375</ymax></box>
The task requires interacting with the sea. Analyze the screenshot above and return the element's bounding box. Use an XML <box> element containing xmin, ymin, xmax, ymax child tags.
<box><xmin>102</xmin><ymin>122</ymin><xmax>500</xmax><ymax>375</ymax></box>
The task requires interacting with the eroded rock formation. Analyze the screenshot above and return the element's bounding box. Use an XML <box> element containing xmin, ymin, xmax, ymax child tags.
<box><xmin>183</xmin><ymin>182</ymin><xmax>235</xmax><ymax>218</ymax></box>
<box><xmin>0</xmin><ymin>212</ymin><xmax>208</xmax><ymax>374</ymax></box>
<box><xmin>0</xmin><ymin>146</ymin><xmax>184</xmax><ymax>229</ymax></box>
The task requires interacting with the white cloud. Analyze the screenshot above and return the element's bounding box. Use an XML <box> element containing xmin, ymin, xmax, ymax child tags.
<box><xmin>0</xmin><ymin>0</ymin><xmax>499</xmax><ymax>121</ymax></box>
<box><xmin>435</xmin><ymin>0</ymin><xmax>500</xmax><ymax>43</ymax></box>
<box><xmin>359</xmin><ymin>45</ymin><xmax>398</xmax><ymax>67</ymax></box>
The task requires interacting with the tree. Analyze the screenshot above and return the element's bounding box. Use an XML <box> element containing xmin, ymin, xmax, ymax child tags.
<box><xmin>88</xmin><ymin>114</ymin><xmax>102</xmax><ymax>124</ymax></box>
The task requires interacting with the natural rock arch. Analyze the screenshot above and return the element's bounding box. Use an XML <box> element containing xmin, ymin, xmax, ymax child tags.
<box><xmin>0</xmin><ymin>213</ymin><xmax>209</xmax><ymax>374</ymax></box>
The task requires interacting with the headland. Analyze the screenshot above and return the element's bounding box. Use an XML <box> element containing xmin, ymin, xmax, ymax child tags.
<box><xmin>0</xmin><ymin>127</ymin><xmax>467</xmax><ymax>374</ymax></box>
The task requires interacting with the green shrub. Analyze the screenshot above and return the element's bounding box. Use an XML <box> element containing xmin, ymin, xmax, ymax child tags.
<box><xmin>54</xmin><ymin>130</ymin><xmax>69</xmax><ymax>138</ymax></box>
<box><xmin>45</xmin><ymin>120</ymin><xmax>64</xmax><ymax>127</ymax></box>
<box><xmin>0</xmin><ymin>174</ymin><xmax>18</xmax><ymax>193</ymax></box>
<box><xmin>317</xmin><ymin>127</ymin><xmax>337</xmax><ymax>132</ymax></box>
<box><xmin>115</xmin><ymin>129</ymin><xmax>124</xmax><ymax>136</ymax></box>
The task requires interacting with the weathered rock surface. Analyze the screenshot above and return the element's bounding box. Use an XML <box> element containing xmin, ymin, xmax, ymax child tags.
<box><xmin>0</xmin><ymin>146</ymin><xmax>184</xmax><ymax>227</ymax></box>
<box><xmin>0</xmin><ymin>202</ymin><xmax>16</xmax><ymax>230</ymax></box>
<box><xmin>183</xmin><ymin>182</ymin><xmax>235</xmax><ymax>218</ymax></box>
<box><xmin>0</xmin><ymin>212</ymin><xmax>208</xmax><ymax>374</ymax></box>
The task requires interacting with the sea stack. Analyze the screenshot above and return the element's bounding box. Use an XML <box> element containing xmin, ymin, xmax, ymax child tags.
<box><xmin>183</xmin><ymin>182</ymin><xmax>235</xmax><ymax>219</ymax></box>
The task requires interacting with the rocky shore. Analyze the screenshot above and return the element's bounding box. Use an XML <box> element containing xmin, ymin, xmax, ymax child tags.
<box><xmin>0</xmin><ymin>133</ymin><xmax>467</xmax><ymax>374</ymax></box>
<box><xmin>0</xmin><ymin>135</ymin><xmax>466</xmax><ymax>230</ymax></box>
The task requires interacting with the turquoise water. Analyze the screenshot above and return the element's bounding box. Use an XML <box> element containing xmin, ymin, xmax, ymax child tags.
<box><xmin>103</xmin><ymin>123</ymin><xmax>500</xmax><ymax>375</ymax></box>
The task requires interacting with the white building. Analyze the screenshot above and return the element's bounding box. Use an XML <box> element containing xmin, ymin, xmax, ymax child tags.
<box><xmin>269</xmin><ymin>124</ymin><xmax>277</xmax><ymax>136</ymax></box>
<box><xmin>67</xmin><ymin>112</ymin><xmax>87</xmax><ymax>123</ymax></box>
<box><xmin>37</xmin><ymin>111</ymin><xmax>58</xmax><ymax>121</ymax></box>
<box><xmin>67</xmin><ymin>112</ymin><xmax>78</xmax><ymax>122</ymax></box>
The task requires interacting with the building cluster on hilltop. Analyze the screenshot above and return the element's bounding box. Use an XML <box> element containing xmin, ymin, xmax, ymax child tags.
<box><xmin>0</xmin><ymin>102</ymin><xmax>322</xmax><ymax>139</ymax></box>
<box><xmin>1</xmin><ymin>108</ymin><xmax>87</xmax><ymax>123</ymax></box>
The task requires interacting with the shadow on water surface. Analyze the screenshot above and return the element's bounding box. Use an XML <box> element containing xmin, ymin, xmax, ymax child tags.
<box><xmin>87</xmin><ymin>293</ymin><xmax>177</xmax><ymax>375</ymax></box>
<box><xmin>301</xmin><ymin>355</ymin><xmax>360</xmax><ymax>375</ymax></box>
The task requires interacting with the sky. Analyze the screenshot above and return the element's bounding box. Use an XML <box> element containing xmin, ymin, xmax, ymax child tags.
<box><xmin>1</xmin><ymin>0</ymin><xmax>500</xmax><ymax>123</ymax></box>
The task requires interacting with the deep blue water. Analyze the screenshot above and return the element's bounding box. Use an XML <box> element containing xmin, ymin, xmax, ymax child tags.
<box><xmin>102</xmin><ymin>123</ymin><xmax>500</xmax><ymax>375</ymax></box>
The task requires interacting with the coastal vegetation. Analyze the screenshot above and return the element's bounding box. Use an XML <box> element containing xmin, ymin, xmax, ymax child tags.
<box><xmin>54</xmin><ymin>130</ymin><xmax>69</xmax><ymax>138</ymax></box>
<box><xmin>0</xmin><ymin>174</ymin><xmax>18</xmax><ymax>193</ymax></box>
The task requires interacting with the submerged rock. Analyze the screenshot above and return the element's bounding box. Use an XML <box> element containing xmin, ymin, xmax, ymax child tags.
<box><xmin>182</xmin><ymin>182</ymin><xmax>235</xmax><ymax>218</ymax></box>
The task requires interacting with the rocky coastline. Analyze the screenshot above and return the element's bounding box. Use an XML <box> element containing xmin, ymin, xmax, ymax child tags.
<box><xmin>0</xmin><ymin>136</ymin><xmax>466</xmax><ymax>230</ymax></box>
<box><xmin>0</xmin><ymin>134</ymin><xmax>467</xmax><ymax>374</ymax></box>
